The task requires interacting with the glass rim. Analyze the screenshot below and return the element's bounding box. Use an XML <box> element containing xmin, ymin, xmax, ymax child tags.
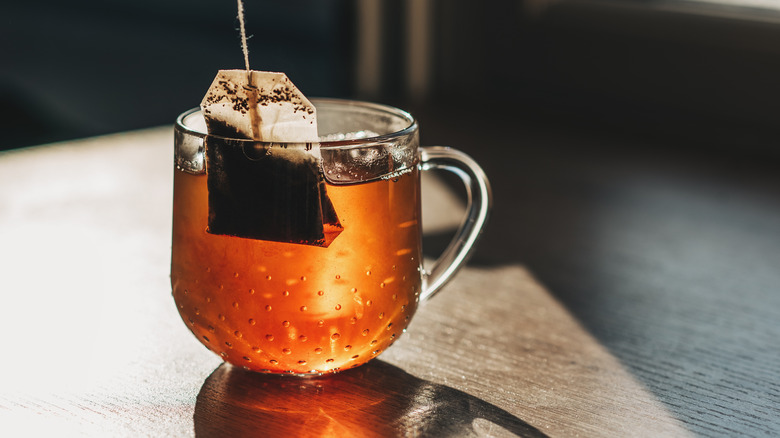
<box><xmin>175</xmin><ymin>98</ymin><xmax>418</xmax><ymax>150</ymax></box>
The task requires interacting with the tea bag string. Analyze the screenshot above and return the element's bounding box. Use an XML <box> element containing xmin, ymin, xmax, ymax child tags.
<box><xmin>237</xmin><ymin>0</ymin><xmax>260</xmax><ymax>132</ymax></box>
<box><xmin>237</xmin><ymin>0</ymin><xmax>251</xmax><ymax>72</ymax></box>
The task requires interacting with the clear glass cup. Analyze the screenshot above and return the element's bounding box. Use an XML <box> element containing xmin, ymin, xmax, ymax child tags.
<box><xmin>172</xmin><ymin>98</ymin><xmax>491</xmax><ymax>375</ymax></box>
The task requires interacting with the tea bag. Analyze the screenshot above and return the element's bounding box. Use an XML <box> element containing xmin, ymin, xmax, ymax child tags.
<box><xmin>201</xmin><ymin>70</ymin><xmax>342</xmax><ymax>247</ymax></box>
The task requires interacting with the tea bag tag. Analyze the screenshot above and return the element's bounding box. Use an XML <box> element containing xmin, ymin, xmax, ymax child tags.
<box><xmin>200</xmin><ymin>70</ymin><xmax>342</xmax><ymax>247</ymax></box>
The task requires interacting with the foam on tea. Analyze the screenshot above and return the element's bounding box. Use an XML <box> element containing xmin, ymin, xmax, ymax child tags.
<box><xmin>200</xmin><ymin>70</ymin><xmax>342</xmax><ymax>247</ymax></box>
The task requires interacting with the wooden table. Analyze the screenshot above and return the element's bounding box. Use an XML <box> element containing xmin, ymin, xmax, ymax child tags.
<box><xmin>1</xmin><ymin>123</ymin><xmax>777</xmax><ymax>437</ymax></box>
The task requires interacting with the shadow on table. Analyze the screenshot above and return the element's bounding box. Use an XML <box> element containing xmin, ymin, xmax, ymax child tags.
<box><xmin>194</xmin><ymin>360</ymin><xmax>547</xmax><ymax>437</ymax></box>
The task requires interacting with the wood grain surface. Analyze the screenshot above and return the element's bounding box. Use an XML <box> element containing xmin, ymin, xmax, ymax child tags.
<box><xmin>419</xmin><ymin>105</ymin><xmax>780</xmax><ymax>437</ymax></box>
<box><xmin>0</xmin><ymin>125</ymin><xmax>777</xmax><ymax>437</ymax></box>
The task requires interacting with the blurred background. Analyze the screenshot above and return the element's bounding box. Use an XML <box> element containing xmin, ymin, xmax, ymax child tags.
<box><xmin>3</xmin><ymin>0</ymin><xmax>780</xmax><ymax>152</ymax></box>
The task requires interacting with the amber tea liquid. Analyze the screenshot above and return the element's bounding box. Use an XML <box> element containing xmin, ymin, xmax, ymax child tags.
<box><xmin>171</xmin><ymin>167</ymin><xmax>422</xmax><ymax>374</ymax></box>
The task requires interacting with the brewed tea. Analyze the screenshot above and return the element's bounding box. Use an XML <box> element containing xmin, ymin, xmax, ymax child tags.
<box><xmin>171</xmin><ymin>166</ymin><xmax>422</xmax><ymax>374</ymax></box>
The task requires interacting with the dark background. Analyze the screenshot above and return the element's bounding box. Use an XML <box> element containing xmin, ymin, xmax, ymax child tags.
<box><xmin>3</xmin><ymin>1</ymin><xmax>779</xmax><ymax>436</ymax></box>
<box><xmin>0</xmin><ymin>0</ymin><xmax>354</xmax><ymax>149</ymax></box>
<box><xmin>3</xmin><ymin>0</ymin><xmax>780</xmax><ymax>153</ymax></box>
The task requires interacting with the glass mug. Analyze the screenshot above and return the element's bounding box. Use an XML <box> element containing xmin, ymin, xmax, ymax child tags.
<box><xmin>171</xmin><ymin>99</ymin><xmax>491</xmax><ymax>375</ymax></box>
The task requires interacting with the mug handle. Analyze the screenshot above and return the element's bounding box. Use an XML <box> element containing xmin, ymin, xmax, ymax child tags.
<box><xmin>419</xmin><ymin>146</ymin><xmax>492</xmax><ymax>301</ymax></box>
